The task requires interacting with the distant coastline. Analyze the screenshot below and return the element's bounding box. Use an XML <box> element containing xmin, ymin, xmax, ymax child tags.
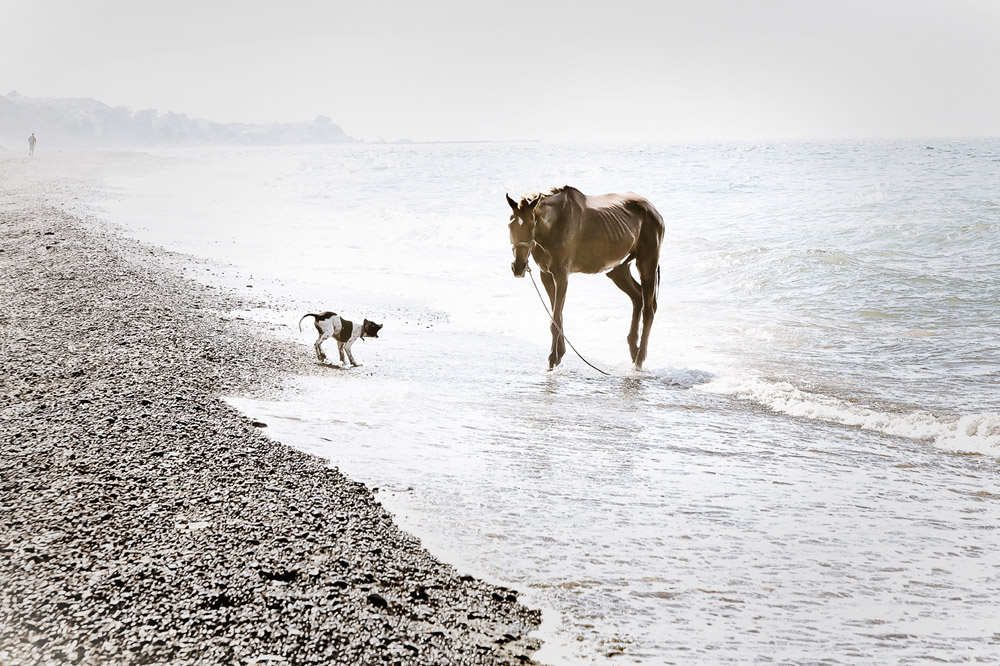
<box><xmin>0</xmin><ymin>91</ymin><xmax>354</xmax><ymax>149</ymax></box>
<box><xmin>377</xmin><ymin>138</ymin><xmax>543</xmax><ymax>145</ymax></box>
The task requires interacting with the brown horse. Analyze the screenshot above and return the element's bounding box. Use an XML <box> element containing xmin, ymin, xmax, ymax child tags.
<box><xmin>507</xmin><ymin>186</ymin><xmax>664</xmax><ymax>370</ymax></box>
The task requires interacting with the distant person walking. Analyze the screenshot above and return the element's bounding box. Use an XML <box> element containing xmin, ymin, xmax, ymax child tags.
<box><xmin>28</xmin><ymin>133</ymin><xmax>36</xmax><ymax>156</ymax></box>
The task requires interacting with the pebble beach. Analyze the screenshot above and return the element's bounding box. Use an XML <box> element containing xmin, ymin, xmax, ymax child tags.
<box><xmin>0</xmin><ymin>152</ymin><xmax>542</xmax><ymax>665</ymax></box>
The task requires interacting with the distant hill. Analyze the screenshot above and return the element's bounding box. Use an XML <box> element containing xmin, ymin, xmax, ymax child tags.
<box><xmin>0</xmin><ymin>91</ymin><xmax>353</xmax><ymax>149</ymax></box>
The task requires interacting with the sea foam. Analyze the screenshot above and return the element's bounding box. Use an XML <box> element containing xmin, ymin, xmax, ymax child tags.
<box><xmin>699</xmin><ymin>373</ymin><xmax>1000</xmax><ymax>456</ymax></box>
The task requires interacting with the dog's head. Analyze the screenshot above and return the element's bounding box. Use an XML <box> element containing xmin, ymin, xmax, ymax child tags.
<box><xmin>362</xmin><ymin>319</ymin><xmax>383</xmax><ymax>338</ymax></box>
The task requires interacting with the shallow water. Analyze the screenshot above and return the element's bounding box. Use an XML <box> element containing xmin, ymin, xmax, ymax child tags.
<box><xmin>97</xmin><ymin>140</ymin><xmax>1000</xmax><ymax>663</ymax></box>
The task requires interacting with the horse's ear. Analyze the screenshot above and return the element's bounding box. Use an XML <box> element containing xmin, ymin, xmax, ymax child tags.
<box><xmin>506</xmin><ymin>193</ymin><xmax>519</xmax><ymax>212</ymax></box>
<box><xmin>526</xmin><ymin>197</ymin><xmax>539</xmax><ymax>211</ymax></box>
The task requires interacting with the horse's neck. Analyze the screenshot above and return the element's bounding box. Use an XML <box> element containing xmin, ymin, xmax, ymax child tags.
<box><xmin>531</xmin><ymin>214</ymin><xmax>568</xmax><ymax>272</ymax></box>
<box><xmin>533</xmin><ymin>206</ymin><xmax>569</xmax><ymax>248</ymax></box>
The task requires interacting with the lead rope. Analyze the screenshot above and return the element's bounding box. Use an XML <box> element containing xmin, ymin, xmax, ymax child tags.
<box><xmin>525</xmin><ymin>266</ymin><xmax>612</xmax><ymax>376</ymax></box>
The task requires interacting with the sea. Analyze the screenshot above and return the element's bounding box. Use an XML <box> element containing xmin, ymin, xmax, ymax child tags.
<box><xmin>94</xmin><ymin>139</ymin><xmax>1000</xmax><ymax>664</ymax></box>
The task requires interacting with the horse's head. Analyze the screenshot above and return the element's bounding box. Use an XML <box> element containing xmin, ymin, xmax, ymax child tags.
<box><xmin>506</xmin><ymin>193</ymin><xmax>539</xmax><ymax>277</ymax></box>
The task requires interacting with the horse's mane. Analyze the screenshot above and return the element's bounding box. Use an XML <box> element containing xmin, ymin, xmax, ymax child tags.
<box><xmin>528</xmin><ymin>186</ymin><xmax>586</xmax><ymax>221</ymax></box>
<box><xmin>518</xmin><ymin>185</ymin><xmax>582</xmax><ymax>207</ymax></box>
<box><xmin>516</xmin><ymin>188</ymin><xmax>556</xmax><ymax>206</ymax></box>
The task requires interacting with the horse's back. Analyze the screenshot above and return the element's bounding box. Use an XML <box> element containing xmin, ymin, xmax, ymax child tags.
<box><xmin>586</xmin><ymin>191</ymin><xmax>659</xmax><ymax>218</ymax></box>
<box><xmin>588</xmin><ymin>192</ymin><xmax>664</xmax><ymax>269</ymax></box>
<box><xmin>584</xmin><ymin>192</ymin><xmax>663</xmax><ymax>236</ymax></box>
<box><xmin>555</xmin><ymin>192</ymin><xmax>656</xmax><ymax>272</ymax></box>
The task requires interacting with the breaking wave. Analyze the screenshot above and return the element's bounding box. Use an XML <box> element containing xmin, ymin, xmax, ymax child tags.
<box><xmin>700</xmin><ymin>374</ymin><xmax>1000</xmax><ymax>456</ymax></box>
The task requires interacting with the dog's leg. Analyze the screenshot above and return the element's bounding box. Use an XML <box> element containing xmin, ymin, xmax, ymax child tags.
<box><xmin>337</xmin><ymin>341</ymin><xmax>347</xmax><ymax>365</ymax></box>
<box><xmin>315</xmin><ymin>332</ymin><xmax>331</xmax><ymax>362</ymax></box>
<box><xmin>344</xmin><ymin>340</ymin><xmax>360</xmax><ymax>367</ymax></box>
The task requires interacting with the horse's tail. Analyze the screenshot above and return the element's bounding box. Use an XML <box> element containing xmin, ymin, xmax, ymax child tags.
<box><xmin>655</xmin><ymin>264</ymin><xmax>661</xmax><ymax>304</ymax></box>
<box><xmin>298</xmin><ymin>313</ymin><xmax>320</xmax><ymax>332</ymax></box>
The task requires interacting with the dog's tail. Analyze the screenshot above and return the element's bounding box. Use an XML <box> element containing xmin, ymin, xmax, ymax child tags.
<box><xmin>298</xmin><ymin>313</ymin><xmax>320</xmax><ymax>333</ymax></box>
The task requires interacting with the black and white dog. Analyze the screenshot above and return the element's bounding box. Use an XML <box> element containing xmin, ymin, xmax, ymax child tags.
<box><xmin>298</xmin><ymin>312</ymin><xmax>383</xmax><ymax>366</ymax></box>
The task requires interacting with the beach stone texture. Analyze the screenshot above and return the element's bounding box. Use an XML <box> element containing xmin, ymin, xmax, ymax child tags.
<box><xmin>0</xmin><ymin>176</ymin><xmax>541</xmax><ymax>664</ymax></box>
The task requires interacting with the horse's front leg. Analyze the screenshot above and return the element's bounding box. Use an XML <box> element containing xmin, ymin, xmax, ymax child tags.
<box><xmin>545</xmin><ymin>271</ymin><xmax>568</xmax><ymax>368</ymax></box>
<box><xmin>539</xmin><ymin>271</ymin><xmax>559</xmax><ymax>367</ymax></box>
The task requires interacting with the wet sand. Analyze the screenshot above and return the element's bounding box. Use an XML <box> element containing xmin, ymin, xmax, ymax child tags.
<box><xmin>0</xmin><ymin>153</ymin><xmax>541</xmax><ymax>665</ymax></box>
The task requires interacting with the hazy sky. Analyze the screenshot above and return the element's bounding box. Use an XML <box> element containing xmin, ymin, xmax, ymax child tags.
<box><xmin>3</xmin><ymin>0</ymin><xmax>999</xmax><ymax>141</ymax></box>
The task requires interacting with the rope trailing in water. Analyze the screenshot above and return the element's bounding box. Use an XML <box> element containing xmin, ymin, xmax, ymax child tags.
<box><xmin>525</xmin><ymin>266</ymin><xmax>612</xmax><ymax>376</ymax></box>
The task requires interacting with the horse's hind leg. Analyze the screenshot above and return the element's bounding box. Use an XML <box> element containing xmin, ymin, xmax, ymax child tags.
<box><xmin>607</xmin><ymin>263</ymin><xmax>642</xmax><ymax>363</ymax></box>
<box><xmin>635</xmin><ymin>258</ymin><xmax>659</xmax><ymax>369</ymax></box>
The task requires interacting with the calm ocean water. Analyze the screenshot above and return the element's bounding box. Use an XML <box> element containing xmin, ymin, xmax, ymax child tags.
<box><xmin>99</xmin><ymin>140</ymin><xmax>1000</xmax><ymax>664</ymax></box>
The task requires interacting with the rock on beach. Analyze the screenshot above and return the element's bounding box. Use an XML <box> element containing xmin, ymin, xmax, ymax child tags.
<box><xmin>0</xmin><ymin>155</ymin><xmax>542</xmax><ymax>665</ymax></box>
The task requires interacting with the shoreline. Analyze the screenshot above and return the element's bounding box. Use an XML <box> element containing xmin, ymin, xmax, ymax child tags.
<box><xmin>0</xmin><ymin>156</ymin><xmax>542</xmax><ymax>665</ymax></box>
